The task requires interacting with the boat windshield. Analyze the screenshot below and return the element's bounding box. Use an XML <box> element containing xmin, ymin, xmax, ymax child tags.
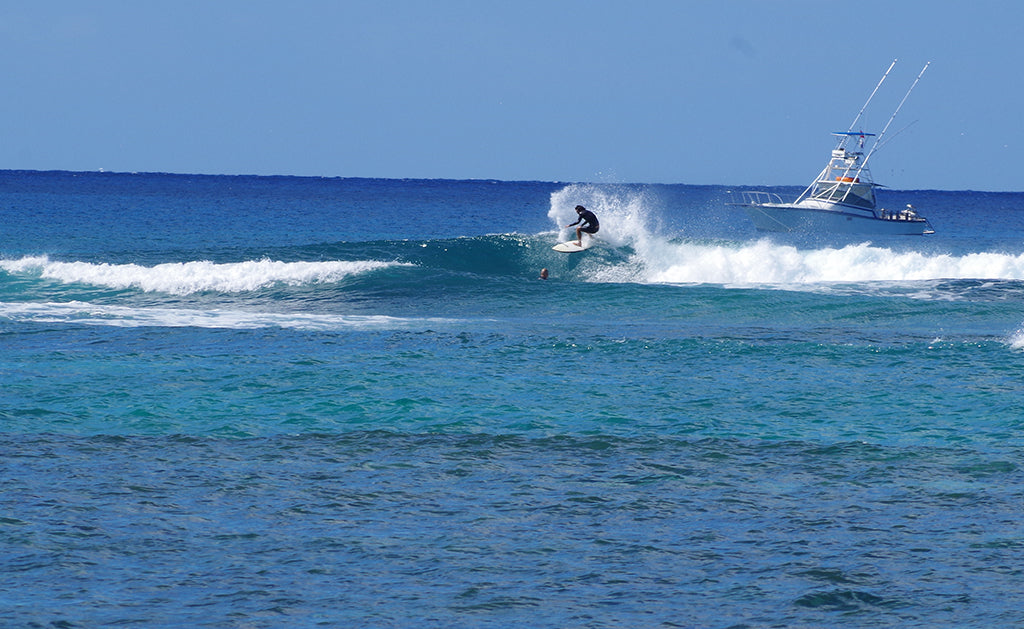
<box><xmin>811</xmin><ymin>179</ymin><xmax>875</xmax><ymax>208</ymax></box>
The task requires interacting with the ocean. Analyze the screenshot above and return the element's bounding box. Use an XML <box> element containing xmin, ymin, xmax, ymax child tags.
<box><xmin>2</xmin><ymin>170</ymin><xmax>1023</xmax><ymax>627</ymax></box>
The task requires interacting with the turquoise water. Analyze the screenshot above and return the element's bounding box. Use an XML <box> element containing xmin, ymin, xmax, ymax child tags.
<box><xmin>2</xmin><ymin>171</ymin><xmax>1024</xmax><ymax>626</ymax></box>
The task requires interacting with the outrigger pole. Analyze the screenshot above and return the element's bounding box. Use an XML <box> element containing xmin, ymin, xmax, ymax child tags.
<box><xmin>844</xmin><ymin>58</ymin><xmax>898</xmax><ymax>139</ymax></box>
<box><xmin>860</xmin><ymin>61</ymin><xmax>930</xmax><ymax>171</ymax></box>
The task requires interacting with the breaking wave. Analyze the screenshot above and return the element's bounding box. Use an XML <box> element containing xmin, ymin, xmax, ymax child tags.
<box><xmin>0</xmin><ymin>256</ymin><xmax>410</xmax><ymax>295</ymax></box>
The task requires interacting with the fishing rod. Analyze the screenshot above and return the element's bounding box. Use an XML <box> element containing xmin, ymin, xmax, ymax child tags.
<box><xmin>873</xmin><ymin>119</ymin><xmax>919</xmax><ymax>153</ymax></box>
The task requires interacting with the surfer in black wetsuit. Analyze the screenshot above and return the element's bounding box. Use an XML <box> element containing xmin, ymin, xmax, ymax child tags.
<box><xmin>566</xmin><ymin>205</ymin><xmax>599</xmax><ymax>246</ymax></box>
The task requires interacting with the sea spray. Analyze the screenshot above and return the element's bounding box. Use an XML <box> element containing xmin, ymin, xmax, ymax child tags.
<box><xmin>548</xmin><ymin>183</ymin><xmax>660</xmax><ymax>250</ymax></box>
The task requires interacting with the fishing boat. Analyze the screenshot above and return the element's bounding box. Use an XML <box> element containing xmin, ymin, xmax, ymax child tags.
<box><xmin>732</xmin><ymin>61</ymin><xmax>934</xmax><ymax>235</ymax></box>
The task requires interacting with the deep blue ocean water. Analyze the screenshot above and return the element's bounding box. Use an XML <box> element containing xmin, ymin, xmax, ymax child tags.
<box><xmin>2</xmin><ymin>170</ymin><xmax>1024</xmax><ymax>627</ymax></box>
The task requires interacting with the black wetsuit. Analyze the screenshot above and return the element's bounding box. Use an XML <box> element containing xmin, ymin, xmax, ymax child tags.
<box><xmin>570</xmin><ymin>209</ymin><xmax>599</xmax><ymax>234</ymax></box>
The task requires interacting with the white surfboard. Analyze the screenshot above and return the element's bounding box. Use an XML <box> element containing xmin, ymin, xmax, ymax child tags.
<box><xmin>552</xmin><ymin>237</ymin><xmax>594</xmax><ymax>253</ymax></box>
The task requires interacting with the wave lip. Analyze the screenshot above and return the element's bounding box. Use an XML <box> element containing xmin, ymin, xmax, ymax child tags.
<box><xmin>1</xmin><ymin>256</ymin><xmax>411</xmax><ymax>295</ymax></box>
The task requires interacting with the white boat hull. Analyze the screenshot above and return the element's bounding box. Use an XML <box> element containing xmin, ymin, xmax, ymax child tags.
<box><xmin>743</xmin><ymin>204</ymin><xmax>933</xmax><ymax>235</ymax></box>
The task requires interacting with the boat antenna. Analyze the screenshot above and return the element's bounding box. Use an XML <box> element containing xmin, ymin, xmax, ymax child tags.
<box><xmin>844</xmin><ymin>58</ymin><xmax>898</xmax><ymax>141</ymax></box>
<box><xmin>861</xmin><ymin>62</ymin><xmax>930</xmax><ymax>169</ymax></box>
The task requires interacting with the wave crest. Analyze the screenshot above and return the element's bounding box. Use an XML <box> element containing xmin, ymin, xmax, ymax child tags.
<box><xmin>0</xmin><ymin>256</ymin><xmax>409</xmax><ymax>295</ymax></box>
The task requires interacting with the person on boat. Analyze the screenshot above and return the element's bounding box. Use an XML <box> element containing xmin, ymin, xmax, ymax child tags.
<box><xmin>566</xmin><ymin>205</ymin><xmax>599</xmax><ymax>246</ymax></box>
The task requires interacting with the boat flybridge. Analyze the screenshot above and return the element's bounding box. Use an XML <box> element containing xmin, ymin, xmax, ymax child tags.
<box><xmin>732</xmin><ymin>60</ymin><xmax>934</xmax><ymax>235</ymax></box>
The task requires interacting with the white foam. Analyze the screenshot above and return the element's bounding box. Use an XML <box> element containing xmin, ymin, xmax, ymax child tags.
<box><xmin>0</xmin><ymin>301</ymin><xmax>457</xmax><ymax>331</ymax></box>
<box><xmin>641</xmin><ymin>240</ymin><xmax>1024</xmax><ymax>287</ymax></box>
<box><xmin>637</xmin><ymin>240</ymin><xmax>1022</xmax><ymax>286</ymax></box>
<box><xmin>0</xmin><ymin>256</ymin><xmax>410</xmax><ymax>295</ymax></box>
<box><xmin>1008</xmin><ymin>328</ymin><xmax>1024</xmax><ymax>350</ymax></box>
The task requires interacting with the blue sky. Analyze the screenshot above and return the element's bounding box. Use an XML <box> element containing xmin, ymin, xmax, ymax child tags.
<box><xmin>1</xmin><ymin>1</ymin><xmax>1020</xmax><ymax>190</ymax></box>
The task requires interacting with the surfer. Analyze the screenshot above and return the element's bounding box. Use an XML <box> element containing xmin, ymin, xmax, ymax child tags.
<box><xmin>566</xmin><ymin>205</ymin><xmax>599</xmax><ymax>246</ymax></box>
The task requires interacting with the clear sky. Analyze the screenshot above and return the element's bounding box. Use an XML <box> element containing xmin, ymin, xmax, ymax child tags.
<box><xmin>1</xmin><ymin>1</ymin><xmax>1020</xmax><ymax>190</ymax></box>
